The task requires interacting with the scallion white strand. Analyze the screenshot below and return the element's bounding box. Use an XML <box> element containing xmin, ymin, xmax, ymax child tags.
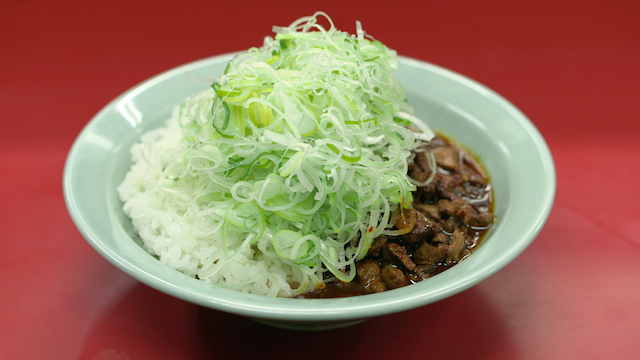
<box><xmin>119</xmin><ymin>13</ymin><xmax>435</xmax><ymax>297</ymax></box>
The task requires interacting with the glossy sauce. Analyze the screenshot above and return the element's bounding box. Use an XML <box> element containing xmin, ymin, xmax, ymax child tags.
<box><xmin>297</xmin><ymin>134</ymin><xmax>494</xmax><ymax>299</ymax></box>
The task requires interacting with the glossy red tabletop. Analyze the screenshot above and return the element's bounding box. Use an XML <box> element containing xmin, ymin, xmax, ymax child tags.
<box><xmin>2</xmin><ymin>1</ymin><xmax>639</xmax><ymax>359</ymax></box>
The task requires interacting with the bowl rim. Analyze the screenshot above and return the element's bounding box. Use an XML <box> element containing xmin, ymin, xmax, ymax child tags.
<box><xmin>63</xmin><ymin>53</ymin><xmax>556</xmax><ymax>322</ymax></box>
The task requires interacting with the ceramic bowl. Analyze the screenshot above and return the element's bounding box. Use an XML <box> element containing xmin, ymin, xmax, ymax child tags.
<box><xmin>63</xmin><ymin>53</ymin><xmax>555</xmax><ymax>331</ymax></box>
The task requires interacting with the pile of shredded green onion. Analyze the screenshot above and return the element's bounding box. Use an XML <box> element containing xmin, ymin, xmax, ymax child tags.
<box><xmin>163</xmin><ymin>12</ymin><xmax>434</xmax><ymax>291</ymax></box>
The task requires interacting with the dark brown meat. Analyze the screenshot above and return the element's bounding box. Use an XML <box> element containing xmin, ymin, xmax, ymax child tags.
<box><xmin>432</xmin><ymin>146</ymin><xmax>459</xmax><ymax>171</ymax></box>
<box><xmin>401</xmin><ymin>209</ymin><xmax>441</xmax><ymax>244</ymax></box>
<box><xmin>414</xmin><ymin>242</ymin><xmax>449</xmax><ymax>265</ymax></box>
<box><xmin>432</xmin><ymin>233</ymin><xmax>449</xmax><ymax>244</ymax></box>
<box><xmin>300</xmin><ymin>134</ymin><xmax>495</xmax><ymax>299</ymax></box>
<box><xmin>408</xmin><ymin>161</ymin><xmax>430</xmax><ymax>183</ymax></box>
<box><xmin>436</xmin><ymin>173</ymin><xmax>464</xmax><ymax>199</ymax></box>
<box><xmin>381</xmin><ymin>267</ymin><xmax>410</xmax><ymax>289</ymax></box>
<box><xmin>410</xmin><ymin>264</ymin><xmax>440</xmax><ymax>282</ymax></box>
<box><xmin>413</xmin><ymin>151</ymin><xmax>432</xmax><ymax>173</ymax></box>
<box><xmin>460</xmin><ymin>167</ymin><xmax>488</xmax><ymax>186</ymax></box>
<box><xmin>442</xmin><ymin>216</ymin><xmax>458</xmax><ymax>234</ymax></box>
<box><xmin>367</xmin><ymin>234</ymin><xmax>388</xmax><ymax>255</ymax></box>
<box><xmin>356</xmin><ymin>260</ymin><xmax>387</xmax><ymax>293</ymax></box>
<box><xmin>447</xmin><ymin>228</ymin><xmax>468</xmax><ymax>262</ymax></box>
<box><xmin>455</xmin><ymin>202</ymin><xmax>477</xmax><ymax>225</ymax></box>
<box><xmin>415</xmin><ymin>181</ymin><xmax>437</xmax><ymax>204</ymax></box>
<box><xmin>469</xmin><ymin>212</ymin><xmax>495</xmax><ymax>228</ymax></box>
<box><xmin>438</xmin><ymin>198</ymin><xmax>470</xmax><ymax>217</ymax></box>
<box><xmin>437</xmin><ymin>199</ymin><xmax>457</xmax><ymax>217</ymax></box>
<box><xmin>393</xmin><ymin>208</ymin><xmax>417</xmax><ymax>233</ymax></box>
<box><xmin>414</xmin><ymin>203</ymin><xmax>440</xmax><ymax>220</ymax></box>
<box><xmin>383</xmin><ymin>243</ymin><xmax>416</xmax><ymax>271</ymax></box>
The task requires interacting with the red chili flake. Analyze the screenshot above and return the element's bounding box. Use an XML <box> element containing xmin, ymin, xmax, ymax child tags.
<box><xmin>368</xmin><ymin>226</ymin><xmax>374</xmax><ymax>232</ymax></box>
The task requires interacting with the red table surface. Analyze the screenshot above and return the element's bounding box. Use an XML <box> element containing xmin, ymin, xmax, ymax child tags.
<box><xmin>2</xmin><ymin>0</ymin><xmax>639</xmax><ymax>359</ymax></box>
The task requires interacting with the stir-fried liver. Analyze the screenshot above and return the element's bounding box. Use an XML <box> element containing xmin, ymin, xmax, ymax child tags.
<box><xmin>297</xmin><ymin>135</ymin><xmax>495</xmax><ymax>298</ymax></box>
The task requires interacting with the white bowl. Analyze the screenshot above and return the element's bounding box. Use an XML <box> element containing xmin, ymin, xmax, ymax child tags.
<box><xmin>63</xmin><ymin>53</ymin><xmax>556</xmax><ymax>330</ymax></box>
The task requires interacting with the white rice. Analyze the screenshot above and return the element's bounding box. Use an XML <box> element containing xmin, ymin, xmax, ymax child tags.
<box><xmin>117</xmin><ymin>110</ymin><xmax>313</xmax><ymax>297</ymax></box>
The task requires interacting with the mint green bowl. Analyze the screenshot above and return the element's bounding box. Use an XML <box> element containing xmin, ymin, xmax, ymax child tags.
<box><xmin>63</xmin><ymin>54</ymin><xmax>555</xmax><ymax>330</ymax></box>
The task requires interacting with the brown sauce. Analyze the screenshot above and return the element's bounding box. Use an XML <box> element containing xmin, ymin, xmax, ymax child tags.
<box><xmin>296</xmin><ymin>134</ymin><xmax>494</xmax><ymax>298</ymax></box>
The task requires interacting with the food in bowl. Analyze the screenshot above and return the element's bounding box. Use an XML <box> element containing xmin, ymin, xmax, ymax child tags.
<box><xmin>117</xmin><ymin>12</ymin><xmax>495</xmax><ymax>298</ymax></box>
<box><xmin>299</xmin><ymin>134</ymin><xmax>494</xmax><ymax>298</ymax></box>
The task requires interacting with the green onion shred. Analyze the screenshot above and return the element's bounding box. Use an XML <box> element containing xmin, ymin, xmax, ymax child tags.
<box><xmin>168</xmin><ymin>12</ymin><xmax>434</xmax><ymax>292</ymax></box>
